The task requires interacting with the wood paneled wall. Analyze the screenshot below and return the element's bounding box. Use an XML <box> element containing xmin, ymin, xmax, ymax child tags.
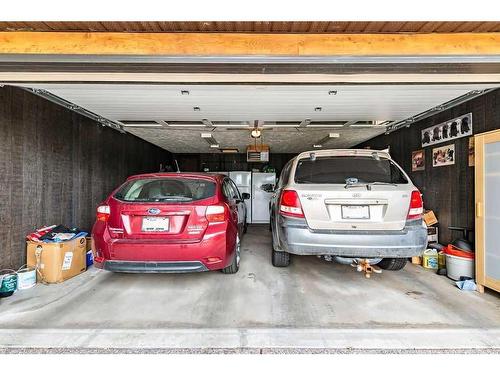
<box><xmin>0</xmin><ymin>86</ymin><xmax>173</xmax><ymax>269</ymax></box>
<box><xmin>358</xmin><ymin>89</ymin><xmax>500</xmax><ymax>245</ymax></box>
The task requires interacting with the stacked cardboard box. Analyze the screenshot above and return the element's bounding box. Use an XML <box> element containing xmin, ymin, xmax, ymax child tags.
<box><xmin>26</xmin><ymin>237</ymin><xmax>87</xmax><ymax>284</ymax></box>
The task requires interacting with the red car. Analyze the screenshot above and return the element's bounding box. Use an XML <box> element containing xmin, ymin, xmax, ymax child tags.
<box><xmin>92</xmin><ymin>173</ymin><xmax>248</xmax><ymax>274</ymax></box>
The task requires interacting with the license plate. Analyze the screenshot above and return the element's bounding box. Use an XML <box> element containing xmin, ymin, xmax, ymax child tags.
<box><xmin>341</xmin><ymin>205</ymin><xmax>370</xmax><ymax>219</ymax></box>
<box><xmin>141</xmin><ymin>216</ymin><xmax>170</xmax><ymax>232</ymax></box>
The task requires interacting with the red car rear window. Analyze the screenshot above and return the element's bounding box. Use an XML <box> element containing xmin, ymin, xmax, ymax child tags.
<box><xmin>114</xmin><ymin>178</ymin><xmax>216</xmax><ymax>203</ymax></box>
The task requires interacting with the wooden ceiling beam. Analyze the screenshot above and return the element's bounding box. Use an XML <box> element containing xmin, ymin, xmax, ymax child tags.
<box><xmin>1</xmin><ymin>32</ymin><xmax>500</xmax><ymax>56</ymax></box>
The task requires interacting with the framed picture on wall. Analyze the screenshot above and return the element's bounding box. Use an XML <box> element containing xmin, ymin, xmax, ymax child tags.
<box><xmin>411</xmin><ymin>150</ymin><xmax>425</xmax><ymax>171</ymax></box>
<box><xmin>432</xmin><ymin>144</ymin><xmax>455</xmax><ymax>167</ymax></box>
<box><xmin>421</xmin><ymin>112</ymin><xmax>472</xmax><ymax>147</ymax></box>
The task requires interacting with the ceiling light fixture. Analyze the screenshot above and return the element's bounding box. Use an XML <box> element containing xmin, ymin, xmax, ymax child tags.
<box><xmin>193</xmin><ymin>106</ymin><xmax>201</xmax><ymax>111</ymax></box>
<box><xmin>201</xmin><ymin>132</ymin><xmax>219</xmax><ymax>147</ymax></box>
<box><xmin>328</xmin><ymin>90</ymin><xmax>338</xmax><ymax>95</ymax></box>
<box><xmin>312</xmin><ymin>133</ymin><xmax>340</xmax><ymax>148</ymax></box>
<box><xmin>251</xmin><ymin>129</ymin><xmax>261</xmax><ymax>138</ymax></box>
<box><xmin>314</xmin><ymin>107</ymin><xmax>322</xmax><ymax>112</ymax></box>
<box><xmin>181</xmin><ymin>90</ymin><xmax>190</xmax><ymax>95</ymax></box>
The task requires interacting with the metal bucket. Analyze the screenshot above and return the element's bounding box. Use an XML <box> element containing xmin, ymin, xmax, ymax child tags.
<box><xmin>17</xmin><ymin>267</ymin><xmax>36</xmax><ymax>290</ymax></box>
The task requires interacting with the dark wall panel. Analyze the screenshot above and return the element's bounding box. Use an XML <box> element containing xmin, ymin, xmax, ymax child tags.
<box><xmin>0</xmin><ymin>86</ymin><xmax>173</xmax><ymax>269</ymax></box>
<box><xmin>358</xmin><ymin>89</ymin><xmax>500</xmax><ymax>245</ymax></box>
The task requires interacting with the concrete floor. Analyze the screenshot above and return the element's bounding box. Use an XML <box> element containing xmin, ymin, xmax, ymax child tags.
<box><xmin>1</xmin><ymin>225</ymin><xmax>499</xmax><ymax>351</ymax></box>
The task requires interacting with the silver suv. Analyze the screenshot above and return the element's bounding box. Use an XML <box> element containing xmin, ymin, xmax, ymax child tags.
<box><xmin>269</xmin><ymin>149</ymin><xmax>427</xmax><ymax>271</ymax></box>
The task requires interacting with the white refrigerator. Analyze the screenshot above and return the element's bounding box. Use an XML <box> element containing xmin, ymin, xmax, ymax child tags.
<box><xmin>229</xmin><ymin>171</ymin><xmax>252</xmax><ymax>223</ymax></box>
<box><xmin>251</xmin><ymin>172</ymin><xmax>276</xmax><ymax>224</ymax></box>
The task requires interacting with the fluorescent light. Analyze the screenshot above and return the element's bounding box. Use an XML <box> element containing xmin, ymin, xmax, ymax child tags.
<box><xmin>121</xmin><ymin>123</ymin><xmax>162</xmax><ymax>128</ymax></box>
<box><xmin>166</xmin><ymin>124</ymin><xmax>205</xmax><ymax>127</ymax></box>
<box><xmin>165</xmin><ymin>120</ymin><xmax>205</xmax><ymax>127</ymax></box>
<box><xmin>313</xmin><ymin>133</ymin><xmax>340</xmax><ymax>148</ymax></box>
<box><xmin>201</xmin><ymin>133</ymin><xmax>219</xmax><ymax>147</ymax></box>
<box><xmin>119</xmin><ymin>120</ymin><xmax>162</xmax><ymax>127</ymax></box>
<box><xmin>212</xmin><ymin>121</ymin><xmax>251</xmax><ymax>128</ymax></box>
<box><xmin>307</xmin><ymin>124</ymin><xmax>344</xmax><ymax>128</ymax></box>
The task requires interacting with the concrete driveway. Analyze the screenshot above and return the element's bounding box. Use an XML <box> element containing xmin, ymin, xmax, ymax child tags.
<box><xmin>1</xmin><ymin>226</ymin><xmax>499</xmax><ymax>352</ymax></box>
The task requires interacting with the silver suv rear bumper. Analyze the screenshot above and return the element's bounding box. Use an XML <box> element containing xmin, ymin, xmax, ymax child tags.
<box><xmin>274</xmin><ymin>216</ymin><xmax>427</xmax><ymax>258</ymax></box>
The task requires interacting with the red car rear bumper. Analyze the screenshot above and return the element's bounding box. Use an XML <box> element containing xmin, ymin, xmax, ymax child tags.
<box><xmin>92</xmin><ymin>223</ymin><xmax>234</xmax><ymax>272</ymax></box>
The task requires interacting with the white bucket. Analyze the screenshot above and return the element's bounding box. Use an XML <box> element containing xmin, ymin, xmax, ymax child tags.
<box><xmin>16</xmin><ymin>267</ymin><xmax>36</xmax><ymax>290</ymax></box>
<box><xmin>445</xmin><ymin>254</ymin><xmax>475</xmax><ymax>281</ymax></box>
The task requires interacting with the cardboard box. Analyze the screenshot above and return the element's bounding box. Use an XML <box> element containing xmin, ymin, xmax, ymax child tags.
<box><xmin>85</xmin><ymin>237</ymin><xmax>92</xmax><ymax>252</ymax></box>
<box><xmin>423</xmin><ymin>210</ymin><xmax>438</xmax><ymax>226</ymax></box>
<box><xmin>427</xmin><ymin>226</ymin><xmax>439</xmax><ymax>243</ymax></box>
<box><xmin>26</xmin><ymin>237</ymin><xmax>87</xmax><ymax>284</ymax></box>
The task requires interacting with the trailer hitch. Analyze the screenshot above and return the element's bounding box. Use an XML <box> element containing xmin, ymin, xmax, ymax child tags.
<box><xmin>351</xmin><ymin>258</ymin><xmax>382</xmax><ymax>278</ymax></box>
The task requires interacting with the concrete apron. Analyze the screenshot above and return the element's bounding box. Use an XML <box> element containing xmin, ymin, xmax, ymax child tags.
<box><xmin>1</xmin><ymin>328</ymin><xmax>500</xmax><ymax>350</ymax></box>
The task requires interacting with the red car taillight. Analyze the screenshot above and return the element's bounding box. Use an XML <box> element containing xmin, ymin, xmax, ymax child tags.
<box><xmin>280</xmin><ymin>190</ymin><xmax>304</xmax><ymax>218</ymax></box>
<box><xmin>206</xmin><ymin>205</ymin><xmax>227</xmax><ymax>223</ymax></box>
<box><xmin>96</xmin><ymin>205</ymin><xmax>110</xmax><ymax>222</ymax></box>
<box><xmin>407</xmin><ymin>190</ymin><xmax>423</xmax><ymax>220</ymax></box>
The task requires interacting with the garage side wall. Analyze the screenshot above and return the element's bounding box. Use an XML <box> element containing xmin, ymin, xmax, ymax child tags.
<box><xmin>358</xmin><ymin>88</ymin><xmax>500</xmax><ymax>245</ymax></box>
<box><xmin>0</xmin><ymin>86</ymin><xmax>173</xmax><ymax>269</ymax></box>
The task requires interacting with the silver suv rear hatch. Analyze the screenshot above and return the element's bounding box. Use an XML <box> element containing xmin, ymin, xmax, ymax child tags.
<box><xmin>293</xmin><ymin>154</ymin><xmax>413</xmax><ymax>231</ymax></box>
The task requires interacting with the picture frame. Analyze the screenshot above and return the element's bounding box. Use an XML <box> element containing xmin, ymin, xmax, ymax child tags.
<box><xmin>411</xmin><ymin>150</ymin><xmax>425</xmax><ymax>171</ymax></box>
<box><xmin>421</xmin><ymin>113</ymin><xmax>472</xmax><ymax>147</ymax></box>
<box><xmin>432</xmin><ymin>144</ymin><xmax>455</xmax><ymax>167</ymax></box>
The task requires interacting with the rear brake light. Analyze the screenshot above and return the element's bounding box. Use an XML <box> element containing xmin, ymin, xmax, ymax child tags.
<box><xmin>206</xmin><ymin>205</ymin><xmax>227</xmax><ymax>223</ymax></box>
<box><xmin>280</xmin><ymin>190</ymin><xmax>304</xmax><ymax>218</ymax></box>
<box><xmin>96</xmin><ymin>205</ymin><xmax>110</xmax><ymax>222</ymax></box>
<box><xmin>407</xmin><ymin>190</ymin><xmax>423</xmax><ymax>220</ymax></box>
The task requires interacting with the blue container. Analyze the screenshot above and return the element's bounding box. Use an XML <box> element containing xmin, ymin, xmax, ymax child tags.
<box><xmin>86</xmin><ymin>250</ymin><xmax>94</xmax><ymax>267</ymax></box>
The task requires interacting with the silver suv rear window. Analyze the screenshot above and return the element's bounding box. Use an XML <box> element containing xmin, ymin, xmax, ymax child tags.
<box><xmin>114</xmin><ymin>178</ymin><xmax>216</xmax><ymax>202</ymax></box>
<box><xmin>294</xmin><ymin>156</ymin><xmax>408</xmax><ymax>184</ymax></box>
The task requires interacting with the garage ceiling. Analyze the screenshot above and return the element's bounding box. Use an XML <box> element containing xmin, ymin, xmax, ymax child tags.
<box><xmin>1</xmin><ymin>21</ymin><xmax>500</xmax><ymax>33</ymax></box>
<box><xmin>23</xmin><ymin>83</ymin><xmax>497</xmax><ymax>153</ymax></box>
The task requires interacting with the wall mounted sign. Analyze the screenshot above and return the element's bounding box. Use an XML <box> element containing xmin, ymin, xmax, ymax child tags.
<box><xmin>421</xmin><ymin>113</ymin><xmax>472</xmax><ymax>147</ymax></box>
<box><xmin>432</xmin><ymin>144</ymin><xmax>455</xmax><ymax>167</ymax></box>
<box><xmin>411</xmin><ymin>150</ymin><xmax>425</xmax><ymax>172</ymax></box>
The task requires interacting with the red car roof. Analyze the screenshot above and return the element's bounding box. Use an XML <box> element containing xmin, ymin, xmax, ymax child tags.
<box><xmin>126</xmin><ymin>172</ymin><xmax>223</xmax><ymax>182</ymax></box>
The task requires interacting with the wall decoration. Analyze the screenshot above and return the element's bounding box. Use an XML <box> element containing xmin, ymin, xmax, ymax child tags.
<box><xmin>468</xmin><ymin>137</ymin><xmax>475</xmax><ymax>167</ymax></box>
<box><xmin>411</xmin><ymin>150</ymin><xmax>425</xmax><ymax>171</ymax></box>
<box><xmin>421</xmin><ymin>113</ymin><xmax>472</xmax><ymax>147</ymax></box>
<box><xmin>432</xmin><ymin>144</ymin><xmax>455</xmax><ymax>167</ymax></box>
